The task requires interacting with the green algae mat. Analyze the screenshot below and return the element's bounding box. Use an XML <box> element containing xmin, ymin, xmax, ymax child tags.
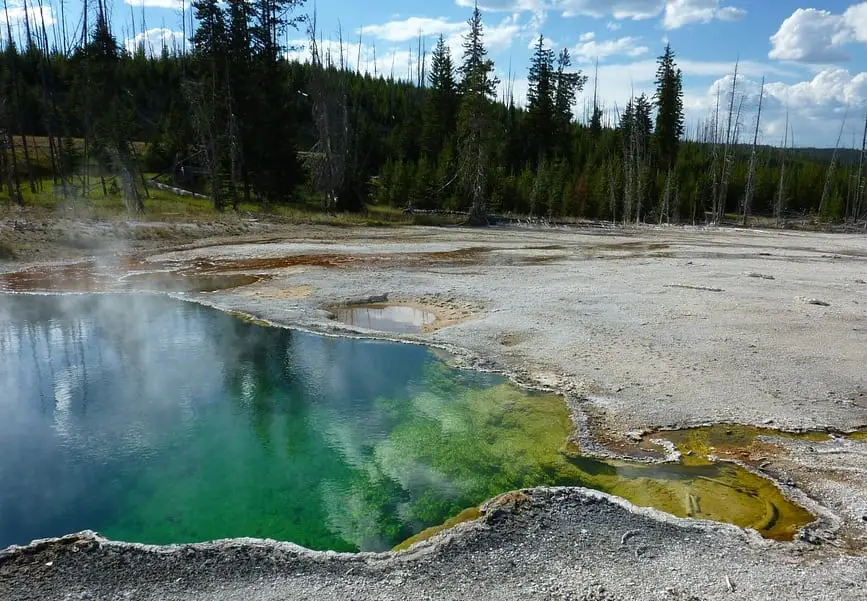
<box><xmin>0</xmin><ymin>294</ymin><xmax>812</xmax><ymax>552</ymax></box>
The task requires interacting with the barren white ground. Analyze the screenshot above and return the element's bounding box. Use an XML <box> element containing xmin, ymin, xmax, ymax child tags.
<box><xmin>4</xmin><ymin>224</ymin><xmax>867</xmax><ymax>601</ymax></box>
<box><xmin>154</xmin><ymin>225</ymin><xmax>867</xmax><ymax>434</ymax></box>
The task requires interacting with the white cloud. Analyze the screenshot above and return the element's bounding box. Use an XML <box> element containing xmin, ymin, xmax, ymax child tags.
<box><xmin>769</xmin><ymin>8</ymin><xmax>853</xmax><ymax>63</ymax></box>
<box><xmin>769</xmin><ymin>4</ymin><xmax>867</xmax><ymax>63</ymax></box>
<box><xmin>0</xmin><ymin>1</ymin><xmax>55</xmax><ymax>33</ymax></box>
<box><xmin>662</xmin><ymin>0</ymin><xmax>746</xmax><ymax>30</ymax></box>
<box><xmin>606</xmin><ymin>21</ymin><xmax>622</xmax><ymax>31</ymax></box>
<box><xmin>498</xmin><ymin>75</ymin><xmax>530</xmax><ymax>105</ymax></box>
<box><xmin>361</xmin><ymin>17</ymin><xmax>466</xmax><ymax>42</ymax></box>
<box><xmin>482</xmin><ymin>15</ymin><xmax>526</xmax><ymax>50</ymax></box>
<box><xmin>579</xmin><ymin>31</ymin><xmax>595</xmax><ymax>42</ymax></box>
<box><xmin>687</xmin><ymin>67</ymin><xmax>867</xmax><ymax>147</ymax></box>
<box><xmin>455</xmin><ymin>0</ymin><xmax>548</xmax><ymax>11</ymax></box>
<box><xmin>502</xmin><ymin>55</ymin><xmax>850</xmax><ymax>146</ymax></box>
<box><xmin>765</xmin><ymin>67</ymin><xmax>867</xmax><ymax>109</ymax></box>
<box><xmin>286</xmin><ymin>38</ymin><xmax>418</xmax><ymax>81</ymax></box>
<box><xmin>363</xmin><ymin>13</ymin><xmax>529</xmax><ymax>57</ymax></box>
<box><xmin>123</xmin><ymin>0</ymin><xmax>184</xmax><ymax>8</ymax></box>
<box><xmin>847</xmin><ymin>3</ymin><xmax>867</xmax><ymax>43</ymax></box>
<box><xmin>455</xmin><ymin>0</ymin><xmax>745</xmax><ymax>30</ymax></box>
<box><xmin>558</xmin><ymin>0</ymin><xmax>664</xmax><ymax>20</ymax></box>
<box><xmin>125</xmin><ymin>28</ymin><xmax>186</xmax><ymax>56</ymax></box>
<box><xmin>572</xmin><ymin>35</ymin><xmax>649</xmax><ymax>63</ymax></box>
<box><xmin>526</xmin><ymin>34</ymin><xmax>558</xmax><ymax>50</ymax></box>
<box><xmin>576</xmin><ymin>57</ymin><xmax>799</xmax><ymax>130</ymax></box>
<box><xmin>717</xmin><ymin>6</ymin><xmax>746</xmax><ymax>22</ymax></box>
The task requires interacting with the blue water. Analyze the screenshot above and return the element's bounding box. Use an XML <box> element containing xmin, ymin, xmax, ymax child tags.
<box><xmin>0</xmin><ymin>294</ymin><xmax>514</xmax><ymax>551</ymax></box>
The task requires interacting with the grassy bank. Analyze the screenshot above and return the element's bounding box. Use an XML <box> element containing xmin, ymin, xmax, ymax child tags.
<box><xmin>0</xmin><ymin>177</ymin><xmax>463</xmax><ymax>227</ymax></box>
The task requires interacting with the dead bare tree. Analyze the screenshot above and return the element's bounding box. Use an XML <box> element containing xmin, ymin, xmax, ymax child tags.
<box><xmin>775</xmin><ymin>106</ymin><xmax>790</xmax><ymax>227</ymax></box>
<box><xmin>0</xmin><ymin>99</ymin><xmax>23</xmax><ymax>205</ymax></box>
<box><xmin>4</xmin><ymin>0</ymin><xmax>36</xmax><ymax>195</ymax></box>
<box><xmin>183</xmin><ymin>79</ymin><xmax>222</xmax><ymax>210</ymax></box>
<box><xmin>658</xmin><ymin>168</ymin><xmax>675</xmax><ymax>224</ymax></box>
<box><xmin>355</xmin><ymin>28</ymin><xmax>362</xmax><ymax>75</ymax></box>
<box><xmin>854</xmin><ymin>108</ymin><xmax>866</xmax><ymax>222</ymax></box>
<box><xmin>59</xmin><ymin>0</ymin><xmax>69</xmax><ymax>55</ymax></box>
<box><xmin>716</xmin><ymin>59</ymin><xmax>739</xmax><ymax>224</ymax></box>
<box><xmin>307</xmin><ymin>11</ymin><xmax>348</xmax><ymax>212</ymax></box>
<box><xmin>82</xmin><ymin>0</ymin><xmax>91</xmax><ymax>196</ymax></box>
<box><xmin>35</xmin><ymin>0</ymin><xmax>66</xmax><ymax>194</ymax></box>
<box><xmin>107</xmin><ymin>145</ymin><xmax>144</xmax><ymax>213</ymax></box>
<box><xmin>818</xmin><ymin>109</ymin><xmax>848</xmax><ymax>217</ymax></box>
<box><xmin>709</xmin><ymin>84</ymin><xmax>721</xmax><ymax>223</ymax></box>
<box><xmin>741</xmin><ymin>76</ymin><xmax>765</xmax><ymax>226</ymax></box>
<box><xmin>619</xmin><ymin>93</ymin><xmax>650</xmax><ymax>224</ymax></box>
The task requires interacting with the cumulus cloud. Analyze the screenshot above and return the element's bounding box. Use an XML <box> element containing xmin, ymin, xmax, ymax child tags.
<box><xmin>482</xmin><ymin>15</ymin><xmax>526</xmax><ymax>50</ymax></box>
<box><xmin>125</xmin><ymin>28</ymin><xmax>187</xmax><ymax>56</ymax></box>
<box><xmin>286</xmin><ymin>38</ymin><xmax>411</xmax><ymax>79</ymax></box>
<box><xmin>363</xmin><ymin>13</ymin><xmax>527</xmax><ymax>56</ymax></box>
<box><xmin>454</xmin><ymin>0</ymin><xmax>548</xmax><ymax>11</ymax></box>
<box><xmin>452</xmin><ymin>0</ymin><xmax>745</xmax><ymax>30</ymax></box>
<box><xmin>717</xmin><ymin>6</ymin><xmax>747</xmax><ymax>22</ymax></box>
<box><xmin>688</xmin><ymin>67</ymin><xmax>867</xmax><ymax>147</ymax></box>
<box><xmin>360</xmin><ymin>17</ymin><xmax>466</xmax><ymax>42</ymax></box>
<box><xmin>0</xmin><ymin>1</ymin><xmax>55</xmax><ymax>33</ymax></box>
<box><xmin>765</xmin><ymin>68</ymin><xmax>867</xmax><ymax>109</ymax></box>
<box><xmin>526</xmin><ymin>34</ymin><xmax>558</xmax><ymax>50</ymax></box>
<box><xmin>769</xmin><ymin>4</ymin><xmax>867</xmax><ymax>63</ymax></box>
<box><xmin>558</xmin><ymin>0</ymin><xmax>664</xmax><ymax>20</ymax></box>
<box><xmin>123</xmin><ymin>0</ymin><xmax>184</xmax><ymax>8</ymax></box>
<box><xmin>769</xmin><ymin>8</ymin><xmax>854</xmax><ymax>63</ymax></box>
<box><xmin>662</xmin><ymin>0</ymin><xmax>746</xmax><ymax>30</ymax></box>
<box><xmin>572</xmin><ymin>35</ymin><xmax>650</xmax><ymax>63</ymax></box>
<box><xmin>847</xmin><ymin>3</ymin><xmax>867</xmax><ymax>42</ymax></box>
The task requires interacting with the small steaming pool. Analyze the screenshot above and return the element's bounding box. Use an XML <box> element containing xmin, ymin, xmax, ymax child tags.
<box><xmin>0</xmin><ymin>294</ymin><xmax>812</xmax><ymax>552</ymax></box>
<box><xmin>332</xmin><ymin>304</ymin><xmax>437</xmax><ymax>333</ymax></box>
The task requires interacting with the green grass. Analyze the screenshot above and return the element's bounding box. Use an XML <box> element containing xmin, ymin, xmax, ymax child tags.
<box><xmin>3</xmin><ymin>177</ymin><xmax>219</xmax><ymax>220</ymax></box>
<box><xmin>1</xmin><ymin>175</ymin><xmax>466</xmax><ymax>227</ymax></box>
<box><xmin>0</xmin><ymin>239</ymin><xmax>16</xmax><ymax>260</ymax></box>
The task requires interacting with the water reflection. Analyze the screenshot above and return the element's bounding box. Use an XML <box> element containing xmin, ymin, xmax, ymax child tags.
<box><xmin>0</xmin><ymin>295</ymin><xmax>495</xmax><ymax>550</ymax></box>
<box><xmin>0</xmin><ymin>295</ymin><xmax>813</xmax><ymax>552</ymax></box>
<box><xmin>333</xmin><ymin>304</ymin><xmax>436</xmax><ymax>333</ymax></box>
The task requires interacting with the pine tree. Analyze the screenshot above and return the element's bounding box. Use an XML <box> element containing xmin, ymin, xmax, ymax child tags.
<box><xmin>526</xmin><ymin>35</ymin><xmax>554</xmax><ymax>161</ymax></box>
<box><xmin>247</xmin><ymin>0</ymin><xmax>306</xmax><ymax>204</ymax></box>
<box><xmin>86</xmin><ymin>3</ymin><xmax>144</xmax><ymax>212</ymax></box>
<box><xmin>421</xmin><ymin>35</ymin><xmax>457</xmax><ymax>160</ymax></box>
<box><xmin>589</xmin><ymin>58</ymin><xmax>602</xmax><ymax>139</ymax></box>
<box><xmin>654</xmin><ymin>43</ymin><xmax>684</xmax><ymax>169</ymax></box>
<box><xmin>456</xmin><ymin>3</ymin><xmax>499</xmax><ymax>222</ymax></box>
<box><xmin>226</xmin><ymin>0</ymin><xmax>255</xmax><ymax>206</ymax></box>
<box><xmin>619</xmin><ymin>95</ymin><xmax>652</xmax><ymax>142</ymax></box>
<box><xmin>552</xmin><ymin>48</ymin><xmax>586</xmax><ymax>158</ymax></box>
<box><xmin>189</xmin><ymin>0</ymin><xmax>229</xmax><ymax>208</ymax></box>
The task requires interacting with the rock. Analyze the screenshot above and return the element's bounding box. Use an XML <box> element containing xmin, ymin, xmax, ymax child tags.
<box><xmin>804</xmin><ymin>298</ymin><xmax>831</xmax><ymax>307</ymax></box>
<box><xmin>624</xmin><ymin>431</ymin><xmax>643</xmax><ymax>443</ymax></box>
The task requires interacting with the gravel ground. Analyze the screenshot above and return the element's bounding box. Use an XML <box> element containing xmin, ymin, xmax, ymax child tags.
<box><xmin>154</xmin><ymin>225</ymin><xmax>867</xmax><ymax>434</ymax></box>
<box><xmin>3</xmin><ymin>223</ymin><xmax>867</xmax><ymax>599</ymax></box>
<box><xmin>4</xmin><ymin>488</ymin><xmax>867</xmax><ymax>601</ymax></box>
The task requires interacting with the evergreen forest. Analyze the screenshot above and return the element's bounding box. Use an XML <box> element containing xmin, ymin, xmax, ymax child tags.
<box><xmin>1</xmin><ymin>0</ymin><xmax>866</xmax><ymax>224</ymax></box>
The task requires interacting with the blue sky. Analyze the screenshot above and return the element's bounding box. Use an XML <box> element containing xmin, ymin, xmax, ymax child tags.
<box><xmin>4</xmin><ymin>1</ymin><xmax>867</xmax><ymax>147</ymax></box>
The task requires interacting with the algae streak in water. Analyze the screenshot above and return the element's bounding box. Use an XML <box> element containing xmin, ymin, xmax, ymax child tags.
<box><xmin>0</xmin><ymin>294</ymin><xmax>812</xmax><ymax>553</ymax></box>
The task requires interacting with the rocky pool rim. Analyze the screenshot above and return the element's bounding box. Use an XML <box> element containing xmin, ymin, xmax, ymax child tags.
<box><xmin>0</xmin><ymin>290</ymin><xmax>854</xmax><ymax>557</ymax></box>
